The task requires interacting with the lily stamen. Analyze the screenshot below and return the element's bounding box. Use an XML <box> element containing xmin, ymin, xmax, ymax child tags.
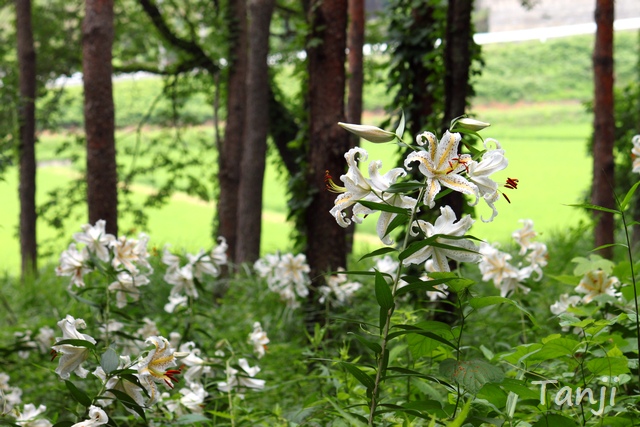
<box><xmin>325</xmin><ymin>170</ymin><xmax>346</xmax><ymax>193</ymax></box>
<box><xmin>504</xmin><ymin>177</ymin><xmax>519</xmax><ymax>190</ymax></box>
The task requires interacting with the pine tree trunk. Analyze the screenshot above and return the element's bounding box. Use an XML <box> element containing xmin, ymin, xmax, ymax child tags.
<box><xmin>16</xmin><ymin>0</ymin><xmax>37</xmax><ymax>277</ymax></box>
<box><xmin>305</xmin><ymin>0</ymin><xmax>349</xmax><ymax>328</ymax></box>
<box><xmin>592</xmin><ymin>0</ymin><xmax>615</xmax><ymax>259</ymax></box>
<box><xmin>217</xmin><ymin>0</ymin><xmax>248</xmax><ymax>263</ymax></box>
<box><xmin>83</xmin><ymin>0</ymin><xmax>118</xmax><ymax>235</ymax></box>
<box><xmin>235</xmin><ymin>0</ymin><xmax>275</xmax><ymax>263</ymax></box>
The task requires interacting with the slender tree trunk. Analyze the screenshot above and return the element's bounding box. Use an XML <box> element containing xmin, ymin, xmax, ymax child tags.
<box><xmin>305</xmin><ymin>0</ymin><xmax>349</xmax><ymax>328</ymax></box>
<box><xmin>83</xmin><ymin>0</ymin><xmax>117</xmax><ymax>235</ymax></box>
<box><xmin>16</xmin><ymin>0</ymin><xmax>37</xmax><ymax>277</ymax></box>
<box><xmin>217</xmin><ymin>0</ymin><xmax>248</xmax><ymax>263</ymax></box>
<box><xmin>592</xmin><ymin>0</ymin><xmax>615</xmax><ymax>259</ymax></box>
<box><xmin>346</xmin><ymin>0</ymin><xmax>364</xmax><ymax>133</ymax></box>
<box><xmin>440</xmin><ymin>0</ymin><xmax>475</xmax><ymax>218</ymax></box>
<box><xmin>235</xmin><ymin>0</ymin><xmax>275</xmax><ymax>263</ymax></box>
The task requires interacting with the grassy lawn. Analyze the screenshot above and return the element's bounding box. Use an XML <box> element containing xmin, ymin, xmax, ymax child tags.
<box><xmin>0</xmin><ymin>101</ymin><xmax>593</xmax><ymax>275</ymax></box>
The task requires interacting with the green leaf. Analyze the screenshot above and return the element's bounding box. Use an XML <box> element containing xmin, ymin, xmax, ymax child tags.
<box><xmin>566</xmin><ymin>203</ymin><xmax>620</xmax><ymax>215</ymax></box>
<box><xmin>531</xmin><ymin>414</ymin><xmax>577</xmax><ymax>427</ymax></box>
<box><xmin>54</xmin><ymin>339</ymin><xmax>96</xmax><ymax>349</ymax></box>
<box><xmin>620</xmin><ymin>180</ymin><xmax>640</xmax><ymax>211</ymax></box>
<box><xmin>439</xmin><ymin>359</ymin><xmax>504</xmax><ymax>395</ymax></box>
<box><xmin>586</xmin><ymin>357</ymin><xmax>630</xmax><ymax>376</ymax></box>
<box><xmin>548</xmin><ymin>274</ymin><xmax>581</xmax><ymax>286</ymax></box>
<box><xmin>406</xmin><ymin>322</ymin><xmax>455</xmax><ymax>357</ymax></box>
<box><xmin>65</xmin><ymin>380</ymin><xmax>92</xmax><ymax>407</ymax></box>
<box><xmin>374</xmin><ymin>270</ymin><xmax>394</xmax><ymax>310</ymax></box>
<box><xmin>389</xmin><ymin>325</ymin><xmax>457</xmax><ymax>350</ymax></box>
<box><xmin>108</xmin><ymin>388</ymin><xmax>147</xmax><ymax>420</ymax></box>
<box><xmin>383</xmin><ymin>181</ymin><xmax>424</xmax><ymax>194</ymax></box>
<box><xmin>469</xmin><ymin>296</ymin><xmax>537</xmax><ymax>326</ymax></box>
<box><xmin>528</xmin><ymin>338</ymin><xmax>581</xmax><ymax>361</ymax></box>
<box><xmin>340</xmin><ymin>362</ymin><xmax>375</xmax><ymax>390</ymax></box>
<box><xmin>383</xmin><ymin>213</ymin><xmax>408</xmax><ymax>239</ymax></box>
<box><xmin>359</xmin><ymin>247</ymin><xmax>397</xmax><ymax>262</ymax></box>
<box><xmin>358</xmin><ymin>200</ymin><xmax>410</xmax><ymax>215</ymax></box>
<box><xmin>100</xmin><ymin>347</ymin><xmax>120</xmax><ymax>374</ymax></box>
<box><xmin>174</xmin><ymin>414</ymin><xmax>211</xmax><ymax>424</ymax></box>
<box><xmin>350</xmin><ymin>333</ymin><xmax>382</xmax><ymax>354</ymax></box>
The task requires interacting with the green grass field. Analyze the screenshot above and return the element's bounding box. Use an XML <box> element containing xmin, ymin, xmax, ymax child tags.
<box><xmin>0</xmin><ymin>100</ymin><xmax>593</xmax><ymax>275</ymax></box>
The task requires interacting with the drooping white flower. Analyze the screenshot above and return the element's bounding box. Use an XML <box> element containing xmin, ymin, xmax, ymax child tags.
<box><xmin>575</xmin><ymin>270</ymin><xmax>621</xmax><ymax>303</ymax></box>
<box><xmin>34</xmin><ymin>327</ymin><xmax>55</xmax><ymax>354</ymax></box>
<box><xmin>404</xmin><ymin>131</ymin><xmax>478</xmax><ymax>209</ymax></box>
<box><xmin>14</xmin><ymin>403</ymin><xmax>52</xmax><ymax>427</ymax></box>
<box><xmin>522</xmin><ymin>241</ymin><xmax>548</xmax><ymax>281</ymax></box>
<box><xmin>70</xmin><ymin>405</ymin><xmax>108</xmax><ymax>427</ymax></box>
<box><xmin>110</xmin><ymin>236</ymin><xmax>140</xmax><ymax>273</ymax></box>
<box><xmin>0</xmin><ymin>373</ymin><xmax>22</xmax><ymax>412</ymax></box>
<box><xmin>93</xmin><ymin>355</ymin><xmax>146</xmax><ymax>411</ymax></box>
<box><xmin>402</xmin><ymin>206</ymin><xmax>480</xmax><ymax>272</ymax></box>
<box><xmin>478</xmin><ymin>242</ymin><xmax>520</xmax><ymax>287</ymax></box>
<box><xmin>550</xmin><ymin>293</ymin><xmax>582</xmax><ymax>315</ymax></box>
<box><xmin>275</xmin><ymin>253</ymin><xmax>310</xmax><ymax>298</ymax></box>
<box><xmin>72</xmin><ymin>220</ymin><xmax>115</xmax><ymax>263</ymax></box>
<box><xmin>137</xmin><ymin>336</ymin><xmax>180</xmax><ymax>405</ymax></box>
<box><xmin>217</xmin><ymin>358</ymin><xmax>265</xmax><ymax>398</ymax></box>
<box><xmin>318</xmin><ymin>269</ymin><xmax>362</xmax><ymax>306</ymax></box>
<box><xmin>56</xmin><ymin>243</ymin><xmax>92</xmax><ymax>289</ymax></box>
<box><xmin>466</xmin><ymin>139</ymin><xmax>509</xmax><ymax>222</ymax></box>
<box><xmin>511</xmin><ymin>219</ymin><xmax>537</xmax><ymax>255</ymax></box>
<box><xmin>52</xmin><ymin>315</ymin><xmax>96</xmax><ymax>380</ymax></box>
<box><xmin>329</xmin><ymin>148</ymin><xmax>416</xmax><ymax>242</ymax></box>
<box><xmin>210</xmin><ymin>237</ymin><xmax>228</xmax><ymax>270</ymax></box>
<box><xmin>164</xmin><ymin>294</ymin><xmax>188</xmax><ymax>313</ymax></box>
<box><xmin>165</xmin><ymin>264</ymin><xmax>198</xmax><ymax>299</ymax></box>
<box><xmin>179</xmin><ymin>342</ymin><xmax>212</xmax><ymax>386</ymax></box>
<box><xmin>162</xmin><ymin>246</ymin><xmax>181</xmax><ymax>275</ymax></box>
<box><xmin>108</xmin><ymin>271</ymin><xmax>150</xmax><ymax>308</ymax></box>
<box><xmin>187</xmin><ymin>250</ymin><xmax>219</xmax><ymax>280</ymax></box>
<box><xmin>248</xmin><ymin>322</ymin><xmax>270</xmax><ymax>359</ymax></box>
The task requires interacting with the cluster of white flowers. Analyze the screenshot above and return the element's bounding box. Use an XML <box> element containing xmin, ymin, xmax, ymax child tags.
<box><xmin>318</xmin><ymin>268</ymin><xmax>363</xmax><ymax>307</ymax></box>
<box><xmin>254</xmin><ymin>253</ymin><xmax>311</xmax><ymax>308</ymax></box>
<box><xmin>478</xmin><ymin>219</ymin><xmax>548</xmax><ymax>297</ymax></box>
<box><xmin>1</xmin><ymin>373</ymin><xmax>24</xmax><ymax>415</ymax></box>
<box><xmin>161</xmin><ymin>237</ymin><xmax>228</xmax><ymax>303</ymax></box>
<box><xmin>55</xmin><ymin>220</ymin><xmax>153</xmax><ymax>308</ymax></box>
<box><xmin>329</xmin><ymin>124</ymin><xmax>514</xmax><ymax>273</ymax></box>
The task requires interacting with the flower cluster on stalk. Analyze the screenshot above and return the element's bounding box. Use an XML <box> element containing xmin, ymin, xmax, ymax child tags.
<box><xmin>478</xmin><ymin>219</ymin><xmax>548</xmax><ymax>297</ymax></box>
<box><xmin>161</xmin><ymin>237</ymin><xmax>228</xmax><ymax>302</ymax></box>
<box><xmin>254</xmin><ymin>253</ymin><xmax>311</xmax><ymax>308</ymax></box>
<box><xmin>330</xmin><ymin>120</ymin><xmax>516</xmax><ymax>274</ymax></box>
<box><xmin>55</xmin><ymin>220</ymin><xmax>153</xmax><ymax>308</ymax></box>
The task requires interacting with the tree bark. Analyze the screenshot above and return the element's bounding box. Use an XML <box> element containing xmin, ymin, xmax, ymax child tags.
<box><xmin>592</xmin><ymin>0</ymin><xmax>615</xmax><ymax>259</ymax></box>
<box><xmin>83</xmin><ymin>0</ymin><xmax>118</xmax><ymax>235</ymax></box>
<box><xmin>440</xmin><ymin>0</ymin><xmax>475</xmax><ymax>218</ymax></box>
<box><xmin>217</xmin><ymin>0</ymin><xmax>248</xmax><ymax>263</ymax></box>
<box><xmin>16</xmin><ymin>0</ymin><xmax>37</xmax><ymax>277</ymax></box>
<box><xmin>235</xmin><ymin>0</ymin><xmax>276</xmax><ymax>263</ymax></box>
<box><xmin>346</xmin><ymin>0</ymin><xmax>364</xmax><ymax>134</ymax></box>
<box><xmin>305</xmin><ymin>0</ymin><xmax>349</xmax><ymax>328</ymax></box>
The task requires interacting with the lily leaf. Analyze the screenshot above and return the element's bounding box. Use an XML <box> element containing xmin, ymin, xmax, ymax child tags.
<box><xmin>439</xmin><ymin>359</ymin><xmax>504</xmax><ymax>394</ymax></box>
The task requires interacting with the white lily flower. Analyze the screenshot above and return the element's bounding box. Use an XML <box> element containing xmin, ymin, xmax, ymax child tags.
<box><xmin>466</xmin><ymin>140</ymin><xmax>508</xmax><ymax>222</ymax></box>
<box><xmin>165</xmin><ymin>264</ymin><xmax>198</xmax><ymax>299</ymax></box>
<box><xmin>15</xmin><ymin>403</ymin><xmax>52</xmax><ymax>427</ymax></box>
<box><xmin>187</xmin><ymin>249</ymin><xmax>219</xmax><ymax>280</ymax></box>
<box><xmin>248</xmin><ymin>322</ymin><xmax>270</xmax><ymax>359</ymax></box>
<box><xmin>478</xmin><ymin>242</ymin><xmax>520</xmax><ymax>287</ymax></box>
<box><xmin>93</xmin><ymin>355</ymin><xmax>146</xmax><ymax>411</ymax></box>
<box><xmin>550</xmin><ymin>293</ymin><xmax>582</xmax><ymax>315</ymax></box>
<box><xmin>52</xmin><ymin>315</ymin><xmax>96</xmax><ymax>380</ymax></box>
<box><xmin>137</xmin><ymin>336</ymin><xmax>180</xmax><ymax>405</ymax></box>
<box><xmin>575</xmin><ymin>270</ymin><xmax>621</xmax><ymax>303</ymax></box>
<box><xmin>276</xmin><ymin>253</ymin><xmax>310</xmax><ymax>297</ymax></box>
<box><xmin>179</xmin><ymin>342</ymin><xmax>212</xmax><ymax>386</ymax></box>
<box><xmin>34</xmin><ymin>326</ymin><xmax>55</xmax><ymax>354</ymax></box>
<box><xmin>108</xmin><ymin>271</ymin><xmax>150</xmax><ymax>308</ymax></box>
<box><xmin>162</xmin><ymin>246</ymin><xmax>181</xmax><ymax>275</ymax></box>
<box><xmin>210</xmin><ymin>237</ymin><xmax>229</xmax><ymax>268</ymax></box>
<box><xmin>72</xmin><ymin>220</ymin><xmax>115</xmax><ymax>262</ymax></box>
<box><xmin>164</xmin><ymin>294</ymin><xmax>188</xmax><ymax>313</ymax></box>
<box><xmin>632</xmin><ymin>135</ymin><xmax>640</xmax><ymax>174</ymax></box>
<box><xmin>56</xmin><ymin>243</ymin><xmax>92</xmax><ymax>289</ymax></box>
<box><xmin>110</xmin><ymin>236</ymin><xmax>139</xmax><ymax>273</ymax></box>
<box><xmin>402</xmin><ymin>205</ymin><xmax>479</xmax><ymax>272</ymax></box>
<box><xmin>70</xmin><ymin>405</ymin><xmax>108</xmax><ymax>427</ymax></box>
<box><xmin>512</xmin><ymin>219</ymin><xmax>538</xmax><ymax>255</ymax></box>
<box><xmin>179</xmin><ymin>383</ymin><xmax>207</xmax><ymax>413</ymax></box>
<box><xmin>217</xmin><ymin>358</ymin><xmax>265</xmax><ymax>398</ymax></box>
<box><xmin>318</xmin><ymin>268</ymin><xmax>362</xmax><ymax>306</ymax></box>
<box><xmin>404</xmin><ymin>131</ymin><xmax>478</xmax><ymax>209</ymax></box>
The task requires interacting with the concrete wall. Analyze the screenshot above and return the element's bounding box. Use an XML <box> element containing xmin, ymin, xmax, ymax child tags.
<box><xmin>476</xmin><ymin>0</ymin><xmax>640</xmax><ymax>32</ymax></box>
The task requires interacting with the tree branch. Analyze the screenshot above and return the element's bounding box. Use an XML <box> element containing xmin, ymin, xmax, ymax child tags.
<box><xmin>137</xmin><ymin>0</ymin><xmax>220</xmax><ymax>75</ymax></box>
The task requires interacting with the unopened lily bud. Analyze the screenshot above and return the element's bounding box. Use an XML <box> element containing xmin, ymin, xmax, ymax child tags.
<box><xmin>338</xmin><ymin>122</ymin><xmax>397</xmax><ymax>143</ymax></box>
<box><xmin>452</xmin><ymin>117</ymin><xmax>491</xmax><ymax>132</ymax></box>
